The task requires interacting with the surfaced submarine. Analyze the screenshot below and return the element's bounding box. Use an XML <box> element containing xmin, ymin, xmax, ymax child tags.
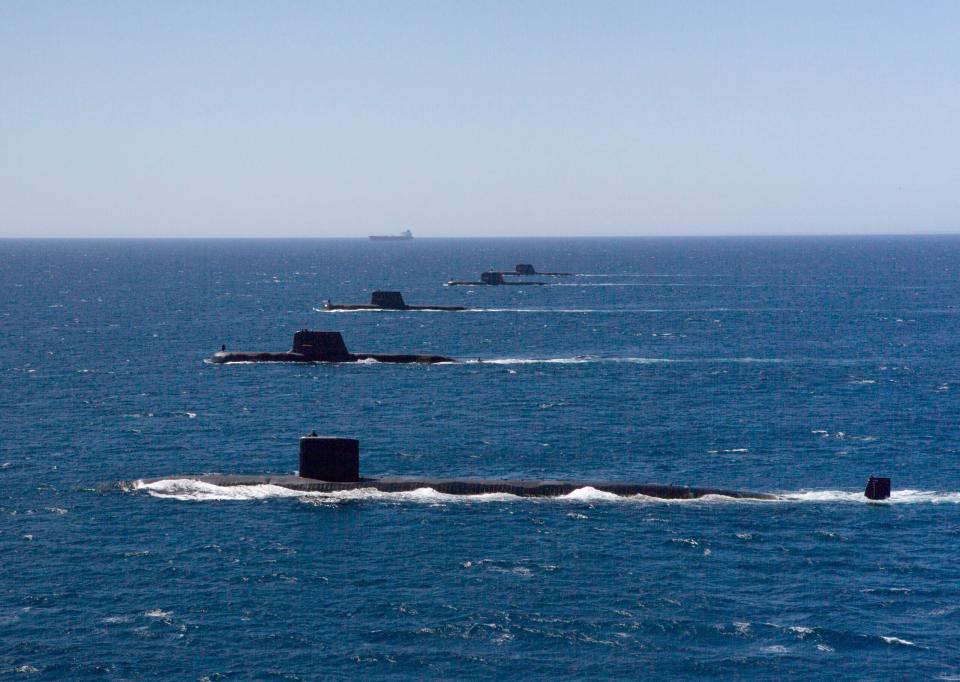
<box><xmin>324</xmin><ymin>290</ymin><xmax>465</xmax><ymax>312</ymax></box>
<box><xmin>210</xmin><ymin>330</ymin><xmax>453</xmax><ymax>364</ymax></box>
<box><xmin>136</xmin><ymin>434</ymin><xmax>891</xmax><ymax>500</ymax></box>
<box><xmin>446</xmin><ymin>271</ymin><xmax>546</xmax><ymax>286</ymax></box>
<box><xmin>499</xmin><ymin>263</ymin><xmax>572</xmax><ymax>276</ymax></box>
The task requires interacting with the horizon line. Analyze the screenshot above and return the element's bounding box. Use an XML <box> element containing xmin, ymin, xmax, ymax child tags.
<box><xmin>1</xmin><ymin>231</ymin><xmax>959</xmax><ymax>241</ymax></box>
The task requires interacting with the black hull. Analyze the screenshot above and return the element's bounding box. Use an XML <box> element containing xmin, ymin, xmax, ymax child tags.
<box><xmin>138</xmin><ymin>474</ymin><xmax>778</xmax><ymax>500</ymax></box>
<box><xmin>209</xmin><ymin>351</ymin><xmax>453</xmax><ymax>364</ymax></box>
<box><xmin>446</xmin><ymin>281</ymin><xmax>546</xmax><ymax>286</ymax></box>
<box><xmin>324</xmin><ymin>304</ymin><xmax>465</xmax><ymax>311</ymax></box>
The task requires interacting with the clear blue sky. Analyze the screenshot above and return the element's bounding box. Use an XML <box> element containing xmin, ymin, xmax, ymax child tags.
<box><xmin>2</xmin><ymin>1</ymin><xmax>958</xmax><ymax>237</ymax></box>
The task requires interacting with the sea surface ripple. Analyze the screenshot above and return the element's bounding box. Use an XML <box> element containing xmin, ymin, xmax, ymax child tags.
<box><xmin>2</xmin><ymin>236</ymin><xmax>960</xmax><ymax>679</ymax></box>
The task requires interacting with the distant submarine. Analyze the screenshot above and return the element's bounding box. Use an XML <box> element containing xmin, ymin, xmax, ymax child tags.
<box><xmin>499</xmin><ymin>263</ymin><xmax>572</xmax><ymax>276</ymax></box>
<box><xmin>324</xmin><ymin>290</ymin><xmax>465</xmax><ymax>312</ymax></box>
<box><xmin>134</xmin><ymin>433</ymin><xmax>892</xmax><ymax>500</ymax></box>
<box><xmin>446</xmin><ymin>271</ymin><xmax>546</xmax><ymax>286</ymax></box>
<box><xmin>209</xmin><ymin>330</ymin><xmax>453</xmax><ymax>364</ymax></box>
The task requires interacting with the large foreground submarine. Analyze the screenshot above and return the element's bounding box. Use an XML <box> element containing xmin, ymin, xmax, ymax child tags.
<box><xmin>209</xmin><ymin>331</ymin><xmax>453</xmax><ymax>364</ymax></box>
<box><xmin>137</xmin><ymin>435</ymin><xmax>893</xmax><ymax>500</ymax></box>
<box><xmin>132</xmin><ymin>434</ymin><xmax>900</xmax><ymax>500</ymax></box>
<box><xmin>324</xmin><ymin>291</ymin><xmax>465</xmax><ymax>312</ymax></box>
<box><xmin>446</xmin><ymin>272</ymin><xmax>546</xmax><ymax>286</ymax></box>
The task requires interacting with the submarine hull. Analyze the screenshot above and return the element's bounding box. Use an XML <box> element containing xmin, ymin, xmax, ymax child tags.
<box><xmin>446</xmin><ymin>281</ymin><xmax>546</xmax><ymax>286</ymax></box>
<box><xmin>209</xmin><ymin>351</ymin><xmax>453</xmax><ymax>364</ymax></box>
<box><xmin>446</xmin><ymin>272</ymin><xmax>546</xmax><ymax>286</ymax></box>
<box><xmin>508</xmin><ymin>264</ymin><xmax>572</xmax><ymax>276</ymax></box>
<box><xmin>210</xmin><ymin>331</ymin><xmax>454</xmax><ymax>364</ymax></box>
<box><xmin>139</xmin><ymin>473</ymin><xmax>777</xmax><ymax>500</ymax></box>
<box><xmin>324</xmin><ymin>304</ymin><xmax>466</xmax><ymax>311</ymax></box>
<box><xmin>497</xmin><ymin>272</ymin><xmax>572</xmax><ymax>277</ymax></box>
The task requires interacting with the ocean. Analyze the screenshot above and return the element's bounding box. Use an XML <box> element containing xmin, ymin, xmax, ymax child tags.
<box><xmin>2</xmin><ymin>236</ymin><xmax>959</xmax><ymax>679</ymax></box>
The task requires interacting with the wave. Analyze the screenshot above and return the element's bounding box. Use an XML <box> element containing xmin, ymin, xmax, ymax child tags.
<box><xmin>317</xmin><ymin>308</ymin><xmax>456</xmax><ymax>313</ymax></box>
<box><xmin>879</xmin><ymin>635</ymin><xmax>921</xmax><ymax>648</ymax></box>
<box><xmin>735</xmin><ymin>621</ymin><xmax>926</xmax><ymax>652</ymax></box>
<box><xmin>207</xmin><ymin>355</ymin><xmax>887</xmax><ymax>367</ymax></box>
<box><xmin>132</xmin><ymin>480</ymin><xmax>960</xmax><ymax>505</ymax></box>
<box><xmin>551</xmin><ymin>282</ymin><xmax>674</xmax><ymax>287</ymax></box>
<box><xmin>783</xmin><ymin>489</ymin><xmax>960</xmax><ymax>504</ymax></box>
<box><xmin>575</xmin><ymin>273</ymin><xmax>726</xmax><ymax>278</ymax></box>
<box><xmin>465</xmin><ymin>307</ymin><xmax>805</xmax><ymax>314</ymax></box>
<box><xmin>133</xmin><ymin>480</ymin><xmax>520</xmax><ymax>503</ymax></box>
<box><xmin>134</xmin><ymin>479</ymin><xmax>313</xmax><ymax>501</ymax></box>
<box><xmin>465</xmin><ymin>356</ymin><xmax>852</xmax><ymax>365</ymax></box>
<box><xmin>550</xmin><ymin>282</ymin><xmax>779</xmax><ymax>287</ymax></box>
<box><xmin>468</xmin><ymin>308</ymin><xmax>616</xmax><ymax>313</ymax></box>
<box><xmin>316</xmin><ymin>307</ymin><xmax>387</xmax><ymax>313</ymax></box>
<box><xmin>465</xmin><ymin>356</ymin><xmax>611</xmax><ymax>365</ymax></box>
<box><xmin>317</xmin><ymin>306</ymin><xmax>807</xmax><ymax>314</ymax></box>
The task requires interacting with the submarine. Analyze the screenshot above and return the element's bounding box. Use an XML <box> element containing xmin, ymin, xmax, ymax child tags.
<box><xmin>324</xmin><ymin>291</ymin><xmax>465</xmax><ymax>312</ymax></box>
<box><xmin>499</xmin><ymin>264</ymin><xmax>572</xmax><ymax>276</ymax></box>
<box><xmin>135</xmin><ymin>433</ymin><xmax>892</xmax><ymax>501</ymax></box>
<box><xmin>446</xmin><ymin>271</ymin><xmax>546</xmax><ymax>286</ymax></box>
<box><xmin>209</xmin><ymin>330</ymin><xmax>454</xmax><ymax>364</ymax></box>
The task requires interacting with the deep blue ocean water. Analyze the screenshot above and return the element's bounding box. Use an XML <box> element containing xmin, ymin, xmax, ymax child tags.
<box><xmin>2</xmin><ymin>236</ymin><xmax>960</xmax><ymax>679</ymax></box>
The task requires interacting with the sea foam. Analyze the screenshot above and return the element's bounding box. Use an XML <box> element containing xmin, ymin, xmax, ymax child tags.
<box><xmin>132</xmin><ymin>480</ymin><xmax>960</xmax><ymax>505</ymax></box>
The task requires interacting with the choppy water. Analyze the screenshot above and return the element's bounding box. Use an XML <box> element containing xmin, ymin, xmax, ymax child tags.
<box><xmin>2</xmin><ymin>236</ymin><xmax>960</xmax><ymax>679</ymax></box>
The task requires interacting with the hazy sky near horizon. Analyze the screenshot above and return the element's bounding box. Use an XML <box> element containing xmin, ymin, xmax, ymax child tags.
<box><xmin>2</xmin><ymin>1</ymin><xmax>958</xmax><ymax>238</ymax></box>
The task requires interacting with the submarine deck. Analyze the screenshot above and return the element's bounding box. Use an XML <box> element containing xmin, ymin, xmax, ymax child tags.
<box><xmin>446</xmin><ymin>281</ymin><xmax>546</xmax><ymax>286</ymax></box>
<box><xmin>497</xmin><ymin>271</ymin><xmax>572</xmax><ymax>276</ymax></box>
<box><xmin>209</xmin><ymin>352</ymin><xmax>454</xmax><ymax>364</ymax></box>
<box><xmin>324</xmin><ymin>303</ymin><xmax>466</xmax><ymax>311</ymax></box>
<box><xmin>139</xmin><ymin>474</ymin><xmax>777</xmax><ymax>499</ymax></box>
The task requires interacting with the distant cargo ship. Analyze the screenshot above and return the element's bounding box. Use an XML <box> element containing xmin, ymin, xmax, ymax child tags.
<box><xmin>369</xmin><ymin>229</ymin><xmax>413</xmax><ymax>241</ymax></box>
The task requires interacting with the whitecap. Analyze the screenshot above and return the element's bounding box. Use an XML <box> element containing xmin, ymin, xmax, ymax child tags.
<box><xmin>466</xmin><ymin>356</ymin><xmax>673</xmax><ymax>365</ymax></box>
<box><xmin>136</xmin><ymin>479</ymin><xmax>313</xmax><ymax>501</ymax></box>
<box><xmin>144</xmin><ymin>609</ymin><xmax>172</xmax><ymax>619</ymax></box>
<box><xmin>135</xmin><ymin>480</ymin><xmax>521</xmax><ymax>504</ymax></box>
<box><xmin>132</xmin><ymin>480</ymin><xmax>960</xmax><ymax>506</ymax></box>
<box><xmin>784</xmin><ymin>489</ymin><xmax>960</xmax><ymax>504</ymax></box>
<box><xmin>559</xmin><ymin>486</ymin><xmax>622</xmax><ymax>501</ymax></box>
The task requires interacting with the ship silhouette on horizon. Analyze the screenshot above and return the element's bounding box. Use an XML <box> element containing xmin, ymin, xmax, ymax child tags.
<box><xmin>369</xmin><ymin>229</ymin><xmax>413</xmax><ymax>241</ymax></box>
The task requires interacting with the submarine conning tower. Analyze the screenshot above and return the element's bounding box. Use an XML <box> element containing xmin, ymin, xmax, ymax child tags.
<box><xmin>481</xmin><ymin>271</ymin><xmax>505</xmax><ymax>285</ymax></box>
<box><xmin>370</xmin><ymin>291</ymin><xmax>406</xmax><ymax>309</ymax></box>
<box><xmin>865</xmin><ymin>476</ymin><xmax>892</xmax><ymax>500</ymax></box>
<box><xmin>291</xmin><ymin>330</ymin><xmax>352</xmax><ymax>361</ymax></box>
<box><xmin>515</xmin><ymin>264</ymin><xmax>537</xmax><ymax>275</ymax></box>
<box><xmin>300</xmin><ymin>434</ymin><xmax>360</xmax><ymax>481</ymax></box>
